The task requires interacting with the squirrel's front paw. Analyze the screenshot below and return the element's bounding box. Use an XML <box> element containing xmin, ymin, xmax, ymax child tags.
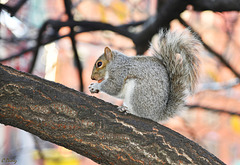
<box><xmin>89</xmin><ymin>83</ymin><xmax>100</xmax><ymax>93</ymax></box>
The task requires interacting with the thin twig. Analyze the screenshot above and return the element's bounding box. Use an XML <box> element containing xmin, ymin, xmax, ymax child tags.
<box><xmin>32</xmin><ymin>135</ymin><xmax>45</xmax><ymax>165</ymax></box>
<box><xmin>0</xmin><ymin>20</ymin><xmax>136</xmax><ymax>62</ymax></box>
<box><xmin>64</xmin><ymin>0</ymin><xmax>84</xmax><ymax>92</ymax></box>
<box><xmin>178</xmin><ymin>16</ymin><xmax>240</xmax><ymax>78</ymax></box>
<box><xmin>28</xmin><ymin>21</ymin><xmax>50</xmax><ymax>73</ymax></box>
<box><xmin>0</xmin><ymin>0</ymin><xmax>27</xmax><ymax>16</ymax></box>
<box><xmin>187</xmin><ymin>104</ymin><xmax>240</xmax><ymax>116</ymax></box>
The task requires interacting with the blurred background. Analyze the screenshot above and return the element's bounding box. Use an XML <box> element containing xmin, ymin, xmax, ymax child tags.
<box><xmin>0</xmin><ymin>0</ymin><xmax>240</xmax><ymax>164</ymax></box>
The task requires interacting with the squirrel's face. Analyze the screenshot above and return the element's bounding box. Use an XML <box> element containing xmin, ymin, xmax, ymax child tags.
<box><xmin>91</xmin><ymin>47</ymin><xmax>113</xmax><ymax>83</ymax></box>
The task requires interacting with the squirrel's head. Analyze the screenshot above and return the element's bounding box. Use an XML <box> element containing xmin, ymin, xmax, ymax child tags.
<box><xmin>91</xmin><ymin>47</ymin><xmax>113</xmax><ymax>83</ymax></box>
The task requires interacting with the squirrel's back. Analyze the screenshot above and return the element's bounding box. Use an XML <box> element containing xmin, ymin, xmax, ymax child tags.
<box><xmin>152</xmin><ymin>29</ymin><xmax>200</xmax><ymax>119</ymax></box>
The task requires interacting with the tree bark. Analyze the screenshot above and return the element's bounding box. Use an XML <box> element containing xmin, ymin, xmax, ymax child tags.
<box><xmin>0</xmin><ymin>64</ymin><xmax>225</xmax><ymax>165</ymax></box>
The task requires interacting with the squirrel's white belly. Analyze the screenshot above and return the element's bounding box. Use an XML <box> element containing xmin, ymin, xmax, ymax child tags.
<box><xmin>117</xmin><ymin>79</ymin><xmax>135</xmax><ymax>114</ymax></box>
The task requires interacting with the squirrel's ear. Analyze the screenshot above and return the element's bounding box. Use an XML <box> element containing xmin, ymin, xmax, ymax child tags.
<box><xmin>104</xmin><ymin>47</ymin><xmax>113</xmax><ymax>61</ymax></box>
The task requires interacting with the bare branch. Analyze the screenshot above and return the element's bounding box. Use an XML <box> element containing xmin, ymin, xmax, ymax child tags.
<box><xmin>0</xmin><ymin>20</ymin><xmax>135</xmax><ymax>62</ymax></box>
<box><xmin>2</xmin><ymin>0</ymin><xmax>238</xmax><ymax>64</ymax></box>
<box><xmin>187</xmin><ymin>104</ymin><xmax>240</xmax><ymax>116</ymax></box>
<box><xmin>28</xmin><ymin>21</ymin><xmax>50</xmax><ymax>73</ymax></box>
<box><xmin>178</xmin><ymin>16</ymin><xmax>240</xmax><ymax>79</ymax></box>
<box><xmin>199</xmin><ymin>78</ymin><xmax>240</xmax><ymax>91</ymax></box>
<box><xmin>32</xmin><ymin>135</ymin><xmax>45</xmax><ymax>163</ymax></box>
<box><xmin>133</xmin><ymin>0</ymin><xmax>188</xmax><ymax>54</ymax></box>
<box><xmin>189</xmin><ymin>0</ymin><xmax>240</xmax><ymax>11</ymax></box>
<box><xmin>0</xmin><ymin>0</ymin><xmax>27</xmax><ymax>16</ymax></box>
<box><xmin>64</xmin><ymin>0</ymin><xmax>83</xmax><ymax>91</ymax></box>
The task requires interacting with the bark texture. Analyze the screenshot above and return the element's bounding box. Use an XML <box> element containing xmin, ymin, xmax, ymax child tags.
<box><xmin>0</xmin><ymin>64</ymin><xmax>225</xmax><ymax>165</ymax></box>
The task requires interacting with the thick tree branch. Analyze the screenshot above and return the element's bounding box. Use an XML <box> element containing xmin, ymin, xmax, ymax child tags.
<box><xmin>0</xmin><ymin>64</ymin><xmax>225</xmax><ymax>164</ymax></box>
<box><xmin>133</xmin><ymin>0</ymin><xmax>188</xmax><ymax>54</ymax></box>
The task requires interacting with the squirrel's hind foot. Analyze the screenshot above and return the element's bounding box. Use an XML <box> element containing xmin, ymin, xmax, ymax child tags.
<box><xmin>117</xmin><ymin>106</ymin><xmax>129</xmax><ymax>114</ymax></box>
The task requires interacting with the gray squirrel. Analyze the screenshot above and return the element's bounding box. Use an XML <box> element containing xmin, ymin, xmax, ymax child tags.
<box><xmin>89</xmin><ymin>29</ymin><xmax>200</xmax><ymax>122</ymax></box>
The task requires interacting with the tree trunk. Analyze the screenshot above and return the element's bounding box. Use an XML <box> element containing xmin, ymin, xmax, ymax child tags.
<box><xmin>0</xmin><ymin>64</ymin><xmax>225</xmax><ymax>165</ymax></box>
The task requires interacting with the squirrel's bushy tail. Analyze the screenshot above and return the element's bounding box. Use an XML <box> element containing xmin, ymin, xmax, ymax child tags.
<box><xmin>152</xmin><ymin>29</ymin><xmax>200</xmax><ymax>119</ymax></box>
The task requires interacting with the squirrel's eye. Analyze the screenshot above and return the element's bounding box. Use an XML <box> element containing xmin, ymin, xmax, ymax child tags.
<box><xmin>97</xmin><ymin>61</ymin><xmax>102</xmax><ymax>68</ymax></box>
